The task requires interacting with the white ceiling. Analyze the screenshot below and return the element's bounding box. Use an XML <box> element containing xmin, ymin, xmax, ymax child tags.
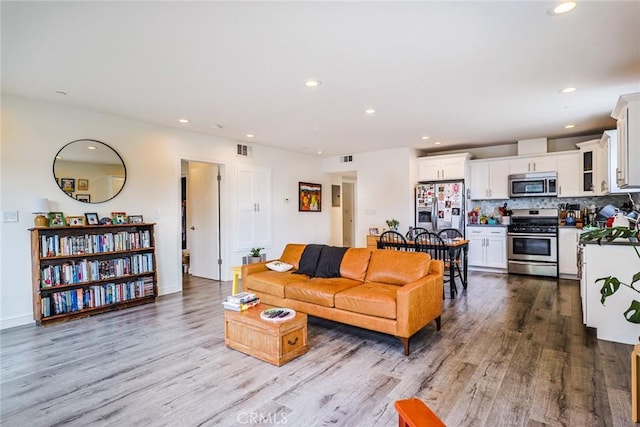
<box><xmin>2</xmin><ymin>1</ymin><xmax>639</xmax><ymax>157</ymax></box>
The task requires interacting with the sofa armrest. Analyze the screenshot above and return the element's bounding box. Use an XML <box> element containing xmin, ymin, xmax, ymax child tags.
<box><xmin>395</xmin><ymin>260</ymin><xmax>444</xmax><ymax>337</ymax></box>
<box><xmin>241</xmin><ymin>261</ymin><xmax>270</xmax><ymax>279</ymax></box>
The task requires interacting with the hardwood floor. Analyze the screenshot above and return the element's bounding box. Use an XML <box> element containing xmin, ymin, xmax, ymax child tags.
<box><xmin>1</xmin><ymin>272</ymin><xmax>636</xmax><ymax>426</ymax></box>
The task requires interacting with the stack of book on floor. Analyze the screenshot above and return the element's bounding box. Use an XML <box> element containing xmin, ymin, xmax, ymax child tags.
<box><xmin>223</xmin><ymin>292</ymin><xmax>260</xmax><ymax>311</ymax></box>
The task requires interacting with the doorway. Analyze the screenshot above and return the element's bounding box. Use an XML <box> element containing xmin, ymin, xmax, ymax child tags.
<box><xmin>181</xmin><ymin>160</ymin><xmax>223</xmax><ymax>283</ymax></box>
<box><xmin>342</xmin><ymin>179</ymin><xmax>356</xmax><ymax>247</ymax></box>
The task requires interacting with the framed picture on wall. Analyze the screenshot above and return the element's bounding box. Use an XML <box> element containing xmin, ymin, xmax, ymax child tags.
<box><xmin>298</xmin><ymin>182</ymin><xmax>322</xmax><ymax>212</ymax></box>
<box><xmin>76</xmin><ymin>194</ymin><xmax>91</xmax><ymax>203</ymax></box>
<box><xmin>77</xmin><ymin>179</ymin><xmax>89</xmax><ymax>191</ymax></box>
<box><xmin>60</xmin><ymin>178</ymin><xmax>75</xmax><ymax>193</ymax></box>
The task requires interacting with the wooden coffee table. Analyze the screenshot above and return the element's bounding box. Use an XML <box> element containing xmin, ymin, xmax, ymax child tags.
<box><xmin>224</xmin><ymin>303</ymin><xmax>308</xmax><ymax>366</ymax></box>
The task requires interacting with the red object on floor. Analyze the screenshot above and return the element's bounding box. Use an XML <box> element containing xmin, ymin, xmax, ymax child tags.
<box><xmin>394</xmin><ymin>398</ymin><xmax>446</xmax><ymax>427</ymax></box>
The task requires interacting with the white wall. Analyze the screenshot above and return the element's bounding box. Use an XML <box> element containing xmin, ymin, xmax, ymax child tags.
<box><xmin>0</xmin><ymin>95</ymin><xmax>331</xmax><ymax>328</ymax></box>
<box><xmin>323</xmin><ymin>148</ymin><xmax>416</xmax><ymax>247</ymax></box>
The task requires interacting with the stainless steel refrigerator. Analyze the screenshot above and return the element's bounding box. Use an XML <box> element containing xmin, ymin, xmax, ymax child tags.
<box><xmin>415</xmin><ymin>180</ymin><xmax>465</xmax><ymax>235</ymax></box>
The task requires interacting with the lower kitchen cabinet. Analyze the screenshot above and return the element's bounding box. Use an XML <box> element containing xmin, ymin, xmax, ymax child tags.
<box><xmin>580</xmin><ymin>241</ymin><xmax>639</xmax><ymax>345</ymax></box>
<box><xmin>558</xmin><ymin>227</ymin><xmax>580</xmax><ymax>278</ymax></box>
<box><xmin>467</xmin><ymin>226</ymin><xmax>507</xmax><ymax>270</ymax></box>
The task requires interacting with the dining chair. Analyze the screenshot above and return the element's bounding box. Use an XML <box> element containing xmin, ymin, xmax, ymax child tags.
<box><xmin>414</xmin><ymin>231</ymin><xmax>452</xmax><ymax>298</ymax></box>
<box><xmin>438</xmin><ymin>228</ymin><xmax>464</xmax><ymax>287</ymax></box>
<box><xmin>378</xmin><ymin>230</ymin><xmax>407</xmax><ymax>250</ymax></box>
<box><xmin>406</xmin><ymin>227</ymin><xmax>428</xmax><ymax>241</ymax></box>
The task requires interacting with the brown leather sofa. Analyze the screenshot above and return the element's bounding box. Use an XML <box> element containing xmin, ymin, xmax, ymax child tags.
<box><xmin>241</xmin><ymin>244</ymin><xmax>444</xmax><ymax>355</ymax></box>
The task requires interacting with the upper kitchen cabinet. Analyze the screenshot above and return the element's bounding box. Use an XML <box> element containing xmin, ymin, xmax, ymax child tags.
<box><xmin>509</xmin><ymin>154</ymin><xmax>558</xmax><ymax>174</ymax></box>
<box><xmin>417</xmin><ymin>153</ymin><xmax>470</xmax><ymax>181</ymax></box>
<box><xmin>555</xmin><ymin>151</ymin><xmax>580</xmax><ymax>197</ymax></box>
<box><xmin>600</xmin><ymin>130</ymin><xmax>640</xmax><ymax>194</ymax></box>
<box><xmin>469</xmin><ymin>158</ymin><xmax>510</xmax><ymax>200</ymax></box>
<box><xmin>611</xmin><ymin>92</ymin><xmax>640</xmax><ymax>188</ymax></box>
<box><xmin>576</xmin><ymin>139</ymin><xmax>601</xmax><ymax>196</ymax></box>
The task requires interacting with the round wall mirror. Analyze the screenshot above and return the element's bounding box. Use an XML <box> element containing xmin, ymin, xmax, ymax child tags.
<box><xmin>53</xmin><ymin>139</ymin><xmax>127</xmax><ymax>204</ymax></box>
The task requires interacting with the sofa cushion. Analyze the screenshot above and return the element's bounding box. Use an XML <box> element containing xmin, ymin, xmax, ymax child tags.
<box><xmin>315</xmin><ymin>246</ymin><xmax>349</xmax><ymax>278</ymax></box>
<box><xmin>245</xmin><ymin>270</ymin><xmax>309</xmax><ymax>299</ymax></box>
<box><xmin>294</xmin><ymin>244</ymin><xmax>325</xmax><ymax>276</ymax></box>
<box><xmin>279</xmin><ymin>244</ymin><xmax>307</xmax><ymax>270</ymax></box>
<box><xmin>286</xmin><ymin>277</ymin><xmax>362</xmax><ymax>307</ymax></box>
<box><xmin>340</xmin><ymin>248</ymin><xmax>372</xmax><ymax>282</ymax></box>
<box><xmin>365</xmin><ymin>250</ymin><xmax>431</xmax><ymax>286</ymax></box>
<box><xmin>334</xmin><ymin>282</ymin><xmax>398</xmax><ymax>319</ymax></box>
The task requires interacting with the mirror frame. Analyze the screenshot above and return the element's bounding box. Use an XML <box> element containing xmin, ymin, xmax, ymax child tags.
<box><xmin>52</xmin><ymin>139</ymin><xmax>127</xmax><ymax>204</ymax></box>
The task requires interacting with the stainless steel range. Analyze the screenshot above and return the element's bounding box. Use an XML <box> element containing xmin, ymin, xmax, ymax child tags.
<box><xmin>507</xmin><ymin>208</ymin><xmax>558</xmax><ymax>277</ymax></box>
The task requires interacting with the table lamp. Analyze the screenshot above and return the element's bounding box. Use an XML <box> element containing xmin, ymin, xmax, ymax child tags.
<box><xmin>31</xmin><ymin>198</ymin><xmax>50</xmax><ymax>227</ymax></box>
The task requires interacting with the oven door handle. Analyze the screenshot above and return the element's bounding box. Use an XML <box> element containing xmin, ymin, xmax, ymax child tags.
<box><xmin>507</xmin><ymin>232</ymin><xmax>557</xmax><ymax>238</ymax></box>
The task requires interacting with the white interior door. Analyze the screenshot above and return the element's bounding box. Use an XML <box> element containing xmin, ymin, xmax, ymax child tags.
<box><xmin>187</xmin><ymin>162</ymin><xmax>220</xmax><ymax>280</ymax></box>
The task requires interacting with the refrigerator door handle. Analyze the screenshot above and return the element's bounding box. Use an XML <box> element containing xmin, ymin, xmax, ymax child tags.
<box><xmin>432</xmin><ymin>195</ymin><xmax>438</xmax><ymax>231</ymax></box>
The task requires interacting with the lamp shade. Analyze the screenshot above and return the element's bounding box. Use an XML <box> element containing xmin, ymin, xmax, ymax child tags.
<box><xmin>31</xmin><ymin>198</ymin><xmax>50</xmax><ymax>214</ymax></box>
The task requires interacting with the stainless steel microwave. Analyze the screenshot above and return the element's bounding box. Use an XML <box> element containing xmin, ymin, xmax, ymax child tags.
<box><xmin>508</xmin><ymin>172</ymin><xmax>557</xmax><ymax>197</ymax></box>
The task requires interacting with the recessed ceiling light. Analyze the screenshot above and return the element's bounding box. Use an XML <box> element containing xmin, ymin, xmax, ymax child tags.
<box><xmin>317</xmin><ymin>150</ymin><xmax>323</xmax><ymax>154</ymax></box>
<box><xmin>87</xmin><ymin>146</ymin><xmax>97</xmax><ymax>150</ymax></box>
<box><xmin>305</xmin><ymin>79</ymin><xmax>321</xmax><ymax>87</ymax></box>
<box><xmin>434</xmin><ymin>141</ymin><xmax>442</xmax><ymax>145</ymax></box>
<box><xmin>365</xmin><ymin>108</ymin><xmax>376</xmax><ymax>115</ymax></box>
<box><xmin>564</xmin><ymin>124</ymin><xmax>576</xmax><ymax>129</ymax></box>
<box><xmin>178</xmin><ymin>118</ymin><xmax>190</xmax><ymax>124</ymax></box>
<box><xmin>560</xmin><ymin>87</ymin><xmax>576</xmax><ymax>93</ymax></box>
<box><xmin>246</xmin><ymin>134</ymin><xmax>255</xmax><ymax>138</ymax></box>
<box><xmin>548</xmin><ymin>1</ymin><xmax>576</xmax><ymax>15</ymax></box>
<box><xmin>421</xmin><ymin>136</ymin><xmax>430</xmax><ymax>140</ymax></box>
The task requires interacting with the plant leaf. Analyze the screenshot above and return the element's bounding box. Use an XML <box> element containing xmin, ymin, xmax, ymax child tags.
<box><xmin>623</xmin><ymin>300</ymin><xmax>640</xmax><ymax>324</ymax></box>
<box><xmin>631</xmin><ymin>271</ymin><xmax>640</xmax><ymax>290</ymax></box>
<box><xmin>598</xmin><ymin>276</ymin><xmax>620</xmax><ymax>305</ymax></box>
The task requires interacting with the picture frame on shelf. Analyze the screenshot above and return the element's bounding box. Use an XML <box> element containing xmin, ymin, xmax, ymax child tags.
<box><xmin>60</xmin><ymin>178</ymin><xmax>75</xmax><ymax>193</ymax></box>
<box><xmin>369</xmin><ymin>227</ymin><xmax>379</xmax><ymax>236</ymax></box>
<box><xmin>128</xmin><ymin>215</ymin><xmax>144</xmax><ymax>224</ymax></box>
<box><xmin>84</xmin><ymin>212</ymin><xmax>99</xmax><ymax>225</ymax></box>
<box><xmin>111</xmin><ymin>212</ymin><xmax>128</xmax><ymax>224</ymax></box>
<box><xmin>67</xmin><ymin>216</ymin><xmax>85</xmax><ymax>226</ymax></box>
<box><xmin>298</xmin><ymin>182</ymin><xmax>322</xmax><ymax>212</ymax></box>
<box><xmin>77</xmin><ymin>179</ymin><xmax>89</xmax><ymax>191</ymax></box>
<box><xmin>76</xmin><ymin>194</ymin><xmax>91</xmax><ymax>203</ymax></box>
<box><xmin>48</xmin><ymin>212</ymin><xmax>66</xmax><ymax>227</ymax></box>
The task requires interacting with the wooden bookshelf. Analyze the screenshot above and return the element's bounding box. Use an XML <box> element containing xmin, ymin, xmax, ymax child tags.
<box><xmin>30</xmin><ymin>223</ymin><xmax>157</xmax><ymax>325</ymax></box>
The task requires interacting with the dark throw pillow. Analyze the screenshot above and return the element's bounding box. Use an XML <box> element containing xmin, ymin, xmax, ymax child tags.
<box><xmin>294</xmin><ymin>244</ymin><xmax>325</xmax><ymax>277</ymax></box>
<box><xmin>314</xmin><ymin>246</ymin><xmax>349</xmax><ymax>278</ymax></box>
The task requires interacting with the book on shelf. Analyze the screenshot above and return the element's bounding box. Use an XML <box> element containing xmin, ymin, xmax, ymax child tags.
<box><xmin>223</xmin><ymin>296</ymin><xmax>260</xmax><ymax>312</ymax></box>
<box><xmin>226</xmin><ymin>292</ymin><xmax>256</xmax><ymax>304</ymax></box>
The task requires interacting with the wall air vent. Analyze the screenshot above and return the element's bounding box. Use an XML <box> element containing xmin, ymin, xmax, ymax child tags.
<box><xmin>236</xmin><ymin>144</ymin><xmax>252</xmax><ymax>157</ymax></box>
<box><xmin>340</xmin><ymin>155</ymin><xmax>353</xmax><ymax>163</ymax></box>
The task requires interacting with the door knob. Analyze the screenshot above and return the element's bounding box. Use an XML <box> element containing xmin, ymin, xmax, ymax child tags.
<box><xmin>190</xmin><ymin>226</ymin><xmax>195</xmax><ymax>230</ymax></box>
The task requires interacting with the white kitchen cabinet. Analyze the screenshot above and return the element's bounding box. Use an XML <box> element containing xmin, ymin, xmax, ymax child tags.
<box><xmin>509</xmin><ymin>154</ymin><xmax>558</xmax><ymax>174</ymax></box>
<box><xmin>236</xmin><ymin>165</ymin><xmax>272</xmax><ymax>251</ymax></box>
<box><xmin>554</xmin><ymin>151</ymin><xmax>581</xmax><ymax>198</ymax></box>
<box><xmin>579</xmin><ymin>242</ymin><xmax>639</xmax><ymax>345</ymax></box>
<box><xmin>466</xmin><ymin>226</ymin><xmax>507</xmax><ymax>269</ymax></box>
<box><xmin>468</xmin><ymin>159</ymin><xmax>510</xmax><ymax>200</ymax></box>
<box><xmin>600</xmin><ymin>129</ymin><xmax>640</xmax><ymax>194</ymax></box>
<box><xmin>558</xmin><ymin>227</ymin><xmax>579</xmax><ymax>278</ymax></box>
<box><xmin>612</xmin><ymin>92</ymin><xmax>640</xmax><ymax>188</ymax></box>
<box><xmin>417</xmin><ymin>153</ymin><xmax>470</xmax><ymax>181</ymax></box>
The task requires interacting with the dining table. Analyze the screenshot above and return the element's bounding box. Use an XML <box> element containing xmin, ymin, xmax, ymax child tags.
<box><xmin>375</xmin><ymin>238</ymin><xmax>469</xmax><ymax>298</ymax></box>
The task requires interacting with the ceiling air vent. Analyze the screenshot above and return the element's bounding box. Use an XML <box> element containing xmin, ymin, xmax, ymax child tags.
<box><xmin>340</xmin><ymin>155</ymin><xmax>353</xmax><ymax>163</ymax></box>
<box><xmin>236</xmin><ymin>144</ymin><xmax>252</xmax><ymax>157</ymax></box>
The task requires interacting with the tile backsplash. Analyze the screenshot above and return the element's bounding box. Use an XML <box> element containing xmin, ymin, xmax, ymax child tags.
<box><xmin>470</xmin><ymin>194</ymin><xmax>637</xmax><ymax>216</ymax></box>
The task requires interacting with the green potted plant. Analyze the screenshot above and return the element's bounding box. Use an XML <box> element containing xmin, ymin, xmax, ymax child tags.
<box><xmin>580</xmin><ymin>226</ymin><xmax>640</xmax><ymax>324</ymax></box>
<box><xmin>246</xmin><ymin>247</ymin><xmax>265</xmax><ymax>264</ymax></box>
<box><xmin>386</xmin><ymin>219</ymin><xmax>399</xmax><ymax>231</ymax></box>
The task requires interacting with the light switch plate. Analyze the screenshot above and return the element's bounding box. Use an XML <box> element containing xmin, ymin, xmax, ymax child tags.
<box><xmin>3</xmin><ymin>210</ymin><xmax>19</xmax><ymax>222</ymax></box>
